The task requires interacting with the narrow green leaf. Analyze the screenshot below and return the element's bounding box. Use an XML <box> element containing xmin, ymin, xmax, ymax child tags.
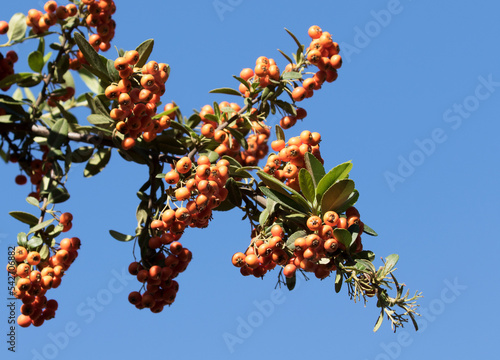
<box><xmin>363</xmin><ymin>223</ymin><xmax>378</xmax><ymax>236</ymax></box>
<box><xmin>47</xmin><ymin>118</ymin><xmax>69</xmax><ymax>148</ymax></box>
<box><xmin>274</xmin><ymin>100</ymin><xmax>297</xmax><ymax>116</ymax></box>
<box><xmin>257</xmin><ymin>171</ymin><xmax>311</xmax><ymax>212</ymax></box>
<box><xmin>87</xmin><ymin>114</ymin><xmax>112</xmax><ymax>125</ymax></box>
<box><xmin>9</xmin><ymin>211</ymin><xmax>39</xmax><ymax>226</ymax></box>
<box><xmin>373</xmin><ymin>310</ymin><xmax>384</xmax><ymax>332</ymax></box>
<box><xmin>304</xmin><ymin>152</ymin><xmax>325</xmax><ymax>188</ymax></box>
<box><xmin>277</xmin><ymin>48</ymin><xmax>294</xmax><ymax>64</ymax></box>
<box><xmin>84</xmin><ymin>147</ymin><xmax>112</xmax><ymax>177</ymax></box>
<box><xmin>260</xmin><ymin>186</ymin><xmax>308</xmax><ymax>215</ymax></box>
<box><xmin>354</xmin><ymin>251</ymin><xmax>375</xmax><ymax>262</ymax></box>
<box><xmin>135</xmin><ymin>39</ymin><xmax>154</xmax><ymax>68</ymax></box>
<box><xmin>74</xmin><ymin>32</ymin><xmax>110</xmax><ymax>81</ymax></box>
<box><xmin>275</xmin><ymin>124</ymin><xmax>285</xmax><ymax>142</ymax></box>
<box><xmin>7</xmin><ymin>13</ymin><xmax>26</xmax><ymax>44</ymax></box>
<box><xmin>320</xmin><ymin>179</ymin><xmax>355</xmax><ymax>214</ymax></box>
<box><xmin>28</xmin><ymin>51</ymin><xmax>44</xmax><ymax>72</ymax></box>
<box><xmin>109</xmin><ymin>230</ymin><xmax>135</xmax><ymax>242</ymax></box>
<box><xmin>28</xmin><ymin>218</ymin><xmax>55</xmax><ymax>235</ymax></box>
<box><xmin>208</xmin><ymin>87</ymin><xmax>242</xmax><ymax>96</ymax></box>
<box><xmin>284</xmin><ymin>28</ymin><xmax>303</xmax><ymax>51</ymax></box>
<box><xmin>258</xmin><ymin>207</ymin><xmax>270</xmax><ymax>228</ymax></box>
<box><xmin>316</xmin><ymin>161</ymin><xmax>353</xmax><ymax>197</ymax></box>
<box><xmin>298</xmin><ymin>168</ymin><xmax>315</xmax><ymax>204</ymax></box>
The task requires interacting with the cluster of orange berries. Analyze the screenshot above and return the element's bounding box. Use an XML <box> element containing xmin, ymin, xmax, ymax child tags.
<box><xmin>103</xmin><ymin>51</ymin><xmax>170</xmax><ymax>149</ymax></box>
<box><xmin>7</xmin><ymin>231</ymin><xmax>81</xmax><ymax>327</ymax></box>
<box><xmin>25</xmin><ymin>1</ymin><xmax>79</xmax><ymax>35</ymax></box>
<box><xmin>291</xmin><ymin>25</ymin><xmax>341</xmax><ymax>103</ymax></box>
<box><xmin>264</xmin><ymin>130</ymin><xmax>324</xmax><ymax>190</ymax></box>
<box><xmin>127</xmin><ymin>240</ymin><xmax>191</xmax><ymax>313</ymax></box>
<box><xmin>0</xmin><ymin>50</ymin><xmax>18</xmax><ymax>91</ymax></box>
<box><xmin>11</xmin><ymin>146</ymin><xmax>53</xmax><ymax>200</ymax></box>
<box><xmin>232</xmin><ymin>207</ymin><xmax>364</xmax><ymax>281</ymax></box>
<box><xmin>162</xmin><ymin>155</ymin><xmax>230</xmax><ymax>231</ymax></box>
<box><xmin>236</xmin><ymin>57</ymin><xmax>281</xmax><ymax>98</ymax></box>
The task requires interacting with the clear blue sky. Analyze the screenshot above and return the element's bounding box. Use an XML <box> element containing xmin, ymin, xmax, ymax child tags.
<box><xmin>2</xmin><ymin>1</ymin><xmax>499</xmax><ymax>359</ymax></box>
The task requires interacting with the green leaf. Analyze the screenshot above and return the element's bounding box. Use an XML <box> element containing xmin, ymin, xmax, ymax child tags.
<box><xmin>0</xmin><ymin>73</ymin><xmax>41</xmax><ymax>89</ymax></box>
<box><xmin>55</xmin><ymin>103</ymin><xmax>78</xmax><ymax>126</ymax></box>
<box><xmin>87</xmin><ymin>114</ymin><xmax>112</xmax><ymax>125</ymax></box>
<box><xmin>277</xmin><ymin>48</ymin><xmax>294</xmax><ymax>64</ymax></box>
<box><xmin>281</xmin><ymin>71</ymin><xmax>302</xmax><ymax>80</ymax></box>
<box><xmin>274</xmin><ymin>100</ymin><xmax>297</xmax><ymax>116</ymax></box>
<box><xmin>26</xmin><ymin>196</ymin><xmax>40</xmax><ymax>207</ymax></box>
<box><xmin>109</xmin><ymin>230</ymin><xmax>135</xmax><ymax>242</ymax></box>
<box><xmin>225</xmin><ymin>178</ymin><xmax>242</xmax><ymax>207</ymax></box>
<box><xmin>7</xmin><ymin>13</ymin><xmax>26</xmax><ymax>44</ymax></box>
<box><xmin>78</xmin><ymin>68</ymin><xmax>102</xmax><ymax>94</ymax></box>
<box><xmin>285</xmin><ymin>28</ymin><xmax>303</xmax><ymax>51</ymax></box>
<box><xmin>106</xmin><ymin>57</ymin><xmax>120</xmax><ymax>82</ymax></box>
<box><xmin>286</xmin><ymin>275</ymin><xmax>296</xmax><ymax>290</ymax></box>
<box><xmin>334</xmin><ymin>189</ymin><xmax>359</xmax><ymax>215</ymax></box>
<box><xmin>373</xmin><ymin>310</ymin><xmax>384</xmax><ymax>332</ymax></box>
<box><xmin>275</xmin><ymin>124</ymin><xmax>285</xmax><ymax>142</ymax></box>
<box><xmin>320</xmin><ymin>179</ymin><xmax>355</xmax><ymax>214</ymax></box>
<box><xmin>84</xmin><ymin>147</ymin><xmax>112</xmax><ymax>177</ymax></box>
<box><xmin>9</xmin><ymin>211</ymin><xmax>39</xmax><ymax>226</ymax></box>
<box><xmin>17</xmin><ymin>232</ymin><xmax>27</xmax><ymax>247</ymax></box>
<box><xmin>72</xmin><ymin>146</ymin><xmax>94</xmax><ymax>163</ymax></box>
<box><xmin>258</xmin><ymin>207</ymin><xmax>270</xmax><ymax>226</ymax></box>
<box><xmin>260</xmin><ymin>186</ymin><xmax>308</xmax><ymax>215</ymax></box>
<box><xmin>354</xmin><ymin>250</ymin><xmax>375</xmax><ymax>262</ymax></box>
<box><xmin>28</xmin><ymin>51</ymin><xmax>44</xmax><ymax>72</ymax></box>
<box><xmin>363</xmin><ymin>223</ymin><xmax>378</xmax><ymax>236</ymax></box>
<box><xmin>384</xmin><ymin>254</ymin><xmax>399</xmax><ymax>273</ymax></box>
<box><xmin>257</xmin><ymin>171</ymin><xmax>311</xmax><ymax>212</ymax></box>
<box><xmin>298</xmin><ymin>168</ymin><xmax>315</xmax><ymax>204</ymax></box>
<box><xmin>135</xmin><ymin>39</ymin><xmax>154</xmax><ymax>68</ymax></box>
<box><xmin>212</xmin><ymin>198</ymin><xmax>236</xmax><ymax>212</ymax></box>
<box><xmin>74</xmin><ymin>32</ymin><xmax>110</xmax><ymax>81</ymax></box>
<box><xmin>47</xmin><ymin>187</ymin><xmax>70</xmax><ymax>204</ymax></box>
<box><xmin>27</xmin><ymin>236</ymin><xmax>43</xmax><ymax>250</ymax></box>
<box><xmin>285</xmin><ymin>230</ymin><xmax>307</xmax><ymax>250</ymax></box>
<box><xmin>335</xmin><ymin>269</ymin><xmax>343</xmax><ymax>293</ymax></box>
<box><xmin>208</xmin><ymin>87</ymin><xmax>242</xmax><ymax>96</ymax></box>
<box><xmin>316</xmin><ymin>161</ymin><xmax>353</xmax><ymax>197</ymax></box>
<box><xmin>28</xmin><ymin>218</ymin><xmax>55</xmax><ymax>235</ymax></box>
<box><xmin>39</xmin><ymin>244</ymin><xmax>50</xmax><ymax>261</ymax></box>
<box><xmin>47</xmin><ymin>118</ymin><xmax>69</xmax><ymax>148</ymax></box>
<box><xmin>227</xmin><ymin>128</ymin><xmax>248</xmax><ymax>150</ymax></box>
<box><xmin>170</xmin><ymin>121</ymin><xmax>195</xmax><ymax>137</ymax></box>
<box><xmin>304</xmin><ymin>152</ymin><xmax>325</xmax><ymax>188</ymax></box>
<box><xmin>333</xmin><ymin>228</ymin><xmax>352</xmax><ymax>250</ymax></box>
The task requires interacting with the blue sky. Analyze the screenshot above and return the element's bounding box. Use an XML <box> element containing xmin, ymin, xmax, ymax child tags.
<box><xmin>2</xmin><ymin>1</ymin><xmax>499</xmax><ymax>359</ymax></box>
